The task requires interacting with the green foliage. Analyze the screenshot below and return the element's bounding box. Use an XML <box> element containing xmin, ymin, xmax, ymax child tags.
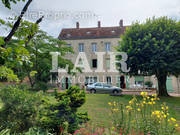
<box><xmin>117</xmin><ymin>16</ymin><xmax>180</xmax><ymax>96</ymax></box>
<box><xmin>108</xmin><ymin>93</ymin><xmax>179</xmax><ymax>135</ymax></box>
<box><xmin>38</xmin><ymin>86</ymin><xmax>89</xmax><ymax>134</ymax></box>
<box><xmin>11</xmin><ymin>19</ymin><xmax>74</xmax><ymax>88</ymax></box>
<box><xmin>0</xmin><ymin>86</ymin><xmax>43</xmax><ymax>133</ymax></box>
<box><xmin>34</xmin><ymin>81</ymin><xmax>49</xmax><ymax>91</ymax></box>
<box><xmin>0</xmin><ymin>66</ymin><xmax>19</xmax><ymax>82</ymax></box>
<box><xmin>1</xmin><ymin>0</ymin><xmax>25</xmax><ymax>9</ymax></box>
<box><xmin>0</xmin><ymin>127</ymin><xmax>52</xmax><ymax>135</ymax></box>
<box><xmin>145</xmin><ymin>81</ymin><xmax>153</xmax><ymax>87</ymax></box>
<box><xmin>0</xmin><ymin>18</ymin><xmax>74</xmax><ymax>88</ymax></box>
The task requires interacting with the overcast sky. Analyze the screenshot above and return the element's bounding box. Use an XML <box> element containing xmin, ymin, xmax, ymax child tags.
<box><xmin>0</xmin><ymin>0</ymin><xmax>180</xmax><ymax>37</ymax></box>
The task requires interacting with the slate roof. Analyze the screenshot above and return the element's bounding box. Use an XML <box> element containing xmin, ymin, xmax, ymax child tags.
<box><xmin>58</xmin><ymin>26</ymin><xmax>127</xmax><ymax>40</ymax></box>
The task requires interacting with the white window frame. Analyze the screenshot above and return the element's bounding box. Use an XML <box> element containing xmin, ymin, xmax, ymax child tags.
<box><xmin>79</xmin><ymin>43</ymin><xmax>84</xmax><ymax>52</ymax></box>
<box><xmin>105</xmin><ymin>42</ymin><xmax>111</xmax><ymax>52</ymax></box>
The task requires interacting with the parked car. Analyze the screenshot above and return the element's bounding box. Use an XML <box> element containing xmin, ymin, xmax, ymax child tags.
<box><xmin>86</xmin><ymin>82</ymin><xmax>122</xmax><ymax>94</ymax></box>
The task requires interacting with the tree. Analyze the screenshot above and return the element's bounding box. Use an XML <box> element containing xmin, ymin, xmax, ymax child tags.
<box><xmin>1</xmin><ymin>0</ymin><xmax>25</xmax><ymax>9</ymax></box>
<box><xmin>0</xmin><ymin>0</ymin><xmax>44</xmax><ymax>82</ymax></box>
<box><xmin>117</xmin><ymin>17</ymin><xmax>180</xmax><ymax>96</ymax></box>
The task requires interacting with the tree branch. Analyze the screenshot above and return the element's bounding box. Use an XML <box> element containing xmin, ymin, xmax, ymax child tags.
<box><xmin>25</xmin><ymin>16</ymin><xmax>44</xmax><ymax>46</ymax></box>
<box><xmin>3</xmin><ymin>0</ymin><xmax>33</xmax><ymax>48</ymax></box>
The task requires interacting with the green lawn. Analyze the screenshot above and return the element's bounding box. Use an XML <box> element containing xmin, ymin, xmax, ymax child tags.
<box><xmin>79</xmin><ymin>94</ymin><xmax>180</xmax><ymax>127</ymax></box>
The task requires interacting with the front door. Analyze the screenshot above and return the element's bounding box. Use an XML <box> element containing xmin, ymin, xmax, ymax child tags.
<box><xmin>65</xmin><ymin>77</ymin><xmax>69</xmax><ymax>89</ymax></box>
<box><xmin>166</xmin><ymin>77</ymin><xmax>174</xmax><ymax>93</ymax></box>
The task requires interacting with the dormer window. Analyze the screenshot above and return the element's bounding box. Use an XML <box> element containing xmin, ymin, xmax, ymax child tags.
<box><xmin>67</xmin><ymin>34</ymin><xmax>71</xmax><ymax>37</ymax></box>
<box><xmin>111</xmin><ymin>30</ymin><xmax>115</xmax><ymax>33</ymax></box>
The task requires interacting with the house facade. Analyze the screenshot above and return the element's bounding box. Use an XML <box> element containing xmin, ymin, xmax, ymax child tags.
<box><xmin>58</xmin><ymin>20</ymin><xmax>180</xmax><ymax>94</ymax></box>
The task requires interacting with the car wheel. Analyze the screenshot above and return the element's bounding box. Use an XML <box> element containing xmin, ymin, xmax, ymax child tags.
<box><xmin>113</xmin><ymin>90</ymin><xmax>118</xmax><ymax>94</ymax></box>
<box><xmin>90</xmin><ymin>89</ymin><xmax>96</xmax><ymax>94</ymax></box>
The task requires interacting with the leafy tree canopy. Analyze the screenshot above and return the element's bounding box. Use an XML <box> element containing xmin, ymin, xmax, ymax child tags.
<box><xmin>1</xmin><ymin>0</ymin><xmax>25</xmax><ymax>9</ymax></box>
<box><xmin>117</xmin><ymin>16</ymin><xmax>180</xmax><ymax>96</ymax></box>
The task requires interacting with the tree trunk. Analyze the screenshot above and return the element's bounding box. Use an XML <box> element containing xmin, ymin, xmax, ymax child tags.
<box><xmin>156</xmin><ymin>74</ymin><xmax>169</xmax><ymax>96</ymax></box>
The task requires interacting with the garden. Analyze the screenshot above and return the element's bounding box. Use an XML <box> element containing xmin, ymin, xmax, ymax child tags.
<box><xmin>0</xmin><ymin>86</ymin><xmax>180</xmax><ymax>135</ymax></box>
<box><xmin>0</xmin><ymin>0</ymin><xmax>180</xmax><ymax>135</ymax></box>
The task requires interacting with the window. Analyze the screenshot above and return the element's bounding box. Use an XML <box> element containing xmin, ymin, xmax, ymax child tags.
<box><xmin>106</xmin><ymin>76</ymin><xmax>112</xmax><ymax>84</ymax></box>
<box><xmin>92</xmin><ymin>59</ymin><xmax>97</xmax><ymax>68</ymax></box>
<box><xmin>66</xmin><ymin>34</ymin><xmax>71</xmax><ymax>37</ymax></box>
<box><xmin>85</xmin><ymin>77</ymin><xmax>97</xmax><ymax>85</ymax></box>
<box><xmin>66</xmin><ymin>44</ymin><xmax>72</xmax><ymax>47</ymax></box>
<box><xmin>105</xmin><ymin>42</ymin><xmax>111</xmax><ymax>52</ymax></box>
<box><xmin>106</xmin><ymin>58</ymin><xmax>110</xmax><ymax>69</ymax></box>
<box><xmin>92</xmin><ymin>43</ymin><xmax>97</xmax><ymax>52</ymax></box>
<box><xmin>103</xmin><ymin>84</ymin><xmax>112</xmax><ymax>88</ymax></box>
<box><xmin>79</xmin><ymin>43</ymin><xmax>84</xmax><ymax>52</ymax></box>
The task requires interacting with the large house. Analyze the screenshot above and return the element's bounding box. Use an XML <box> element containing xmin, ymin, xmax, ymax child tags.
<box><xmin>58</xmin><ymin>20</ymin><xmax>180</xmax><ymax>94</ymax></box>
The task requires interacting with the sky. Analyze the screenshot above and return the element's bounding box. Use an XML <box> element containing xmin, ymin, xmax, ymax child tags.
<box><xmin>0</xmin><ymin>0</ymin><xmax>180</xmax><ymax>37</ymax></box>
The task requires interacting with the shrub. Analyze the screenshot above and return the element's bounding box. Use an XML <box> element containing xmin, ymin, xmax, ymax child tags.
<box><xmin>145</xmin><ymin>81</ymin><xmax>153</xmax><ymax>87</ymax></box>
<box><xmin>34</xmin><ymin>81</ymin><xmax>49</xmax><ymax>91</ymax></box>
<box><xmin>0</xmin><ymin>127</ymin><xmax>52</xmax><ymax>135</ymax></box>
<box><xmin>38</xmin><ymin>86</ymin><xmax>89</xmax><ymax>134</ymax></box>
<box><xmin>0</xmin><ymin>86</ymin><xmax>43</xmax><ymax>133</ymax></box>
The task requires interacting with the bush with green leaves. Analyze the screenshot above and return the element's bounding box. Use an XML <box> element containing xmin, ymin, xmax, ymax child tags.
<box><xmin>0</xmin><ymin>127</ymin><xmax>52</xmax><ymax>135</ymax></box>
<box><xmin>145</xmin><ymin>81</ymin><xmax>153</xmax><ymax>87</ymax></box>
<box><xmin>38</xmin><ymin>86</ymin><xmax>89</xmax><ymax>134</ymax></box>
<box><xmin>0</xmin><ymin>85</ymin><xmax>43</xmax><ymax>133</ymax></box>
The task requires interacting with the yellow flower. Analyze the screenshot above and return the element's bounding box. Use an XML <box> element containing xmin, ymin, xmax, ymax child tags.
<box><xmin>141</xmin><ymin>92</ymin><xmax>144</xmax><ymax>96</ymax></box>
<box><xmin>152</xmin><ymin>101</ymin><xmax>156</xmax><ymax>104</ymax></box>
<box><xmin>141</xmin><ymin>92</ymin><xmax>148</xmax><ymax>96</ymax></box>
<box><xmin>148</xmin><ymin>102</ymin><xmax>152</xmax><ymax>105</ymax></box>
<box><xmin>161</xmin><ymin>107</ymin><xmax>165</xmax><ymax>110</ymax></box>
<box><xmin>147</xmin><ymin>96</ymin><xmax>150</xmax><ymax>99</ymax></box>
<box><xmin>112</xmin><ymin>108</ymin><xmax>119</xmax><ymax>112</ymax></box>
<box><xmin>143</xmin><ymin>101</ymin><xmax>146</xmax><ymax>104</ymax></box>
<box><xmin>129</xmin><ymin>101</ymin><xmax>133</xmax><ymax>104</ymax></box>
<box><xmin>175</xmin><ymin>124</ymin><xmax>179</xmax><ymax>127</ymax></box>
<box><xmin>167</xmin><ymin>113</ymin><xmax>169</xmax><ymax>116</ymax></box>
<box><xmin>163</xmin><ymin>115</ymin><xmax>167</xmax><ymax>118</ymax></box>
<box><xmin>126</xmin><ymin>106</ymin><xmax>132</xmax><ymax>111</ymax></box>
<box><xmin>113</xmin><ymin>101</ymin><xmax>116</xmax><ymax>106</ymax></box>
<box><xmin>108</xmin><ymin>102</ymin><xmax>112</xmax><ymax>106</ymax></box>
<box><xmin>166</xmin><ymin>107</ymin><xmax>168</xmax><ymax>110</ymax></box>
<box><xmin>151</xmin><ymin>98</ymin><xmax>154</xmax><ymax>101</ymax></box>
<box><xmin>171</xmin><ymin>118</ymin><xmax>176</xmax><ymax>122</ymax></box>
<box><xmin>112</xmin><ymin>126</ymin><xmax>115</xmax><ymax>130</ymax></box>
<box><xmin>137</xmin><ymin>108</ymin><xmax>141</xmax><ymax>111</ymax></box>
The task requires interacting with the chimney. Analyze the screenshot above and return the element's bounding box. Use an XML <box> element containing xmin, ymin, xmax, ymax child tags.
<box><xmin>119</xmin><ymin>19</ymin><xmax>123</xmax><ymax>27</ymax></box>
<box><xmin>76</xmin><ymin>22</ymin><xmax>79</xmax><ymax>29</ymax></box>
<box><xmin>98</xmin><ymin>21</ymin><xmax>101</xmax><ymax>28</ymax></box>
